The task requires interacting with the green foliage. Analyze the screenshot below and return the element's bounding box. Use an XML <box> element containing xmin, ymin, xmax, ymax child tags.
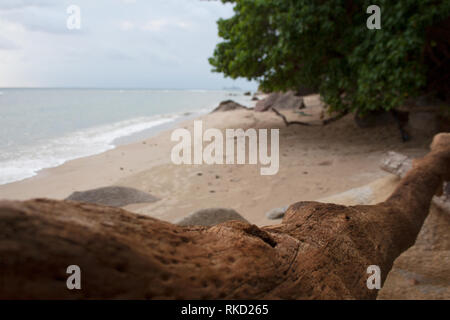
<box><xmin>209</xmin><ymin>0</ymin><xmax>450</xmax><ymax>113</ymax></box>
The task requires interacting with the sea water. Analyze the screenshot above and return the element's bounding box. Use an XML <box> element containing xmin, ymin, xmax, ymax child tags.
<box><xmin>0</xmin><ymin>88</ymin><xmax>254</xmax><ymax>185</ymax></box>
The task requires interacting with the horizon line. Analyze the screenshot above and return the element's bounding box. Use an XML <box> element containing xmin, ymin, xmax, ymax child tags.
<box><xmin>0</xmin><ymin>87</ymin><xmax>254</xmax><ymax>91</ymax></box>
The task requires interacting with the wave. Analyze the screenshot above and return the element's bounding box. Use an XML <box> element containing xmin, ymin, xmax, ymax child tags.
<box><xmin>0</xmin><ymin>113</ymin><xmax>185</xmax><ymax>185</ymax></box>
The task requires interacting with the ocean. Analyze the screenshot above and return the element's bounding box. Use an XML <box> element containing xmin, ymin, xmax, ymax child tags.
<box><xmin>0</xmin><ymin>88</ymin><xmax>254</xmax><ymax>185</ymax></box>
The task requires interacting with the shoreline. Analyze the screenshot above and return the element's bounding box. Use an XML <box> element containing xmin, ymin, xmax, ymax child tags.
<box><xmin>0</xmin><ymin>95</ymin><xmax>431</xmax><ymax>226</ymax></box>
<box><xmin>0</xmin><ymin>89</ymin><xmax>257</xmax><ymax>186</ymax></box>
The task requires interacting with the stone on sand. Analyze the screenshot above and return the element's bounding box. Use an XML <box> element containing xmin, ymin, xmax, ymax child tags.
<box><xmin>66</xmin><ymin>186</ymin><xmax>159</xmax><ymax>208</ymax></box>
<box><xmin>255</xmin><ymin>91</ymin><xmax>304</xmax><ymax>112</ymax></box>
<box><xmin>176</xmin><ymin>208</ymin><xmax>248</xmax><ymax>226</ymax></box>
<box><xmin>211</xmin><ymin>100</ymin><xmax>247</xmax><ymax>112</ymax></box>
<box><xmin>380</xmin><ymin>151</ymin><xmax>413</xmax><ymax>178</ymax></box>
<box><xmin>265</xmin><ymin>206</ymin><xmax>288</xmax><ymax>220</ymax></box>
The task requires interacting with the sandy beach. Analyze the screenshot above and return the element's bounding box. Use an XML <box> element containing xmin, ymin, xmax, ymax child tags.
<box><xmin>0</xmin><ymin>95</ymin><xmax>431</xmax><ymax>226</ymax></box>
<box><xmin>2</xmin><ymin>0</ymin><xmax>449</xmax><ymax>305</ymax></box>
<box><xmin>1</xmin><ymin>94</ymin><xmax>449</xmax><ymax>300</ymax></box>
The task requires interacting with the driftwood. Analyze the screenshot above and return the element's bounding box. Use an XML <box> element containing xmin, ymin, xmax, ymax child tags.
<box><xmin>0</xmin><ymin>133</ymin><xmax>449</xmax><ymax>300</ymax></box>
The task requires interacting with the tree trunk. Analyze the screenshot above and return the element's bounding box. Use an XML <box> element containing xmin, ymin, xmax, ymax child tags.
<box><xmin>0</xmin><ymin>133</ymin><xmax>449</xmax><ymax>300</ymax></box>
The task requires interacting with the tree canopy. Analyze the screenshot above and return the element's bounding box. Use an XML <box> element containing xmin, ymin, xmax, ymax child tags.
<box><xmin>209</xmin><ymin>0</ymin><xmax>450</xmax><ymax>114</ymax></box>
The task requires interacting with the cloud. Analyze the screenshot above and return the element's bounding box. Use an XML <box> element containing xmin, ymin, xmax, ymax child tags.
<box><xmin>0</xmin><ymin>0</ymin><xmax>54</xmax><ymax>10</ymax></box>
<box><xmin>119</xmin><ymin>20</ymin><xmax>135</xmax><ymax>31</ymax></box>
<box><xmin>141</xmin><ymin>18</ymin><xmax>191</xmax><ymax>32</ymax></box>
<box><xmin>0</xmin><ymin>0</ymin><xmax>257</xmax><ymax>90</ymax></box>
<box><xmin>0</xmin><ymin>2</ymin><xmax>81</xmax><ymax>35</ymax></box>
<box><xmin>0</xmin><ymin>37</ymin><xmax>19</xmax><ymax>50</ymax></box>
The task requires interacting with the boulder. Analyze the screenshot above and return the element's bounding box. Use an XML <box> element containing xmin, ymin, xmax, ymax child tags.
<box><xmin>273</xmin><ymin>91</ymin><xmax>305</xmax><ymax>110</ymax></box>
<box><xmin>211</xmin><ymin>100</ymin><xmax>247</xmax><ymax>112</ymax></box>
<box><xmin>66</xmin><ymin>186</ymin><xmax>159</xmax><ymax>208</ymax></box>
<box><xmin>255</xmin><ymin>92</ymin><xmax>281</xmax><ymax>111</ymax></box>
<box><xmin>380</xmin><ymin>151</ymin><xmax>413</xmax><ymax>178</ymax></box>
<box><xmin>255</xmin><ymin>91</ymin><xmax>304</xmax><ymax>112</ymax></box>
<box><xmin>176</xmin><ymin>208</ymin><xmax>248</xmax><ymax>226</ymax></box>
<box><xmin>380</xmin><ymin>151</ymin><xmax>449</xmax><ymax>214</ymax></box>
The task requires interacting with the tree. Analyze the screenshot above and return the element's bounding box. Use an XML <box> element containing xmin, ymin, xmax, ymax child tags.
<box><xmin>209</xmin><ymin>0</ymin><xmax>450</xmax><ymax>114</ymax></box>
<box><xmin>1</xmin><ymin>133</ymin><xmax>449</xmax><ymax>299</ymax></box>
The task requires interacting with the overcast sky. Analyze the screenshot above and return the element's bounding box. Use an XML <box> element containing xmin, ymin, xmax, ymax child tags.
<box><xmin>0</xmin><ymin>0</ymin><xmax>257</xmax><ymax>90</ymax></box>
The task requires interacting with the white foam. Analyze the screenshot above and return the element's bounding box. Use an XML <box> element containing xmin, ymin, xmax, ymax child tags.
<box><xmin>0</xmin><ymin>114</ymin><xmax>182</xmax><ymax>185</ymax></box>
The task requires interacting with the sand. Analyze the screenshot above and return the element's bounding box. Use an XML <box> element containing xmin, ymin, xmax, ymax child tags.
<box><xmin>1</xmin><ymin>94</ymin><xmax>447</xmax><ymax>299</ymax></box>
<box><xmin>0</xmin><ymin>95</ymin><xmax>431</xmax><ymax>227</ymax></box>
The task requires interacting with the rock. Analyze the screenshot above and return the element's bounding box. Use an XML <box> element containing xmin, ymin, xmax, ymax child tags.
<box><xmin>381</xmin><ymin>151</ymin><xmax>449</xmax><ymax>214</ymax></box>
<box><xmin>380</xmin><ymin>151</ymin><xmax>413</xmax><ymax>178</ymax></box>
<box><xmin>273</xmin><ymin>91</ymin><xmax>305</xmax><ymax>110</ymax></box>
<box><xmin>255</xmin><ymin>92</ymin><xmax>281</xmax><ymax>111</ymax></box>
<box><xmin>244</xmin><ymin>91</ymin><xmax>251</xmax><ymax>96</ymax></box>
<box><xmin>66</xmin><ymin>186</ymin><xmax>159</xmax><ymax>208</ymax></box>
<box><xmin>211</xmin><ymin>100</ymin><xmax>247</xmax><ymax>112</ymax></box>
<box><xmin>266</xmin><ymin>206</ymin><xmax>288</xmax><ymax>220</ymax></box>
<box><xmin>255</xmin><ymin>91</ymin><xmax>304</xmax><ymax>112</ymax></box>
<box><xmin>252</xmin><ymin>96</ymin><xmax>259</xmax><ymax>101</ymax></box>
<box><xmin>176</xmin><ymin>208</ymin><xmax>248</xmax><ymax>227</ymax></box>
<box><xmin>378</xmin><ymin>204</ymin><xmax>450</xmax><ymax>300</ymax></box>
<box><xmin>434</xmin><ymin>182</ymin><xmax>450</xmax><ymax>213</ymax></box>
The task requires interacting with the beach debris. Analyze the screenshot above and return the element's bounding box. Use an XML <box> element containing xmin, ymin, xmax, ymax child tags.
<box><xmin>1</xmin><ymin>133</ymin><xmax>449</xmax><ymax>300</ymax></box>
<box><xmin>266</xmin><ymin>206</ymin><xmax>288</xmax><ymax>220</ymax></box>
<box><xmin>176</xmin><ymin>208</ymin><xmax>248</xmax><ymax>227</ymax></box>
<box><xmin>65</xmin><ymin>186</ymin><xmax>159</xmax><ymax>208</ymax></box>
<box><xmin>211</xmin><ymin>100</ymin><xmax>248</xmax><ymax>112</ymax></box>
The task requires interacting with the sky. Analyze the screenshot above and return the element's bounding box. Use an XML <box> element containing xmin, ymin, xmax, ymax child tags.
<box><xmin>0</xmin><ymin>0</ymin><xmax>257</xmax><ymax>90</ymax></box>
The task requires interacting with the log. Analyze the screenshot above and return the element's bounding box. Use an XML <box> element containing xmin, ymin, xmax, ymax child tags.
<box><xmin>0</xmin><ymin>133</ymin><xmax>449</xmax><ymax>300</ymax></box>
